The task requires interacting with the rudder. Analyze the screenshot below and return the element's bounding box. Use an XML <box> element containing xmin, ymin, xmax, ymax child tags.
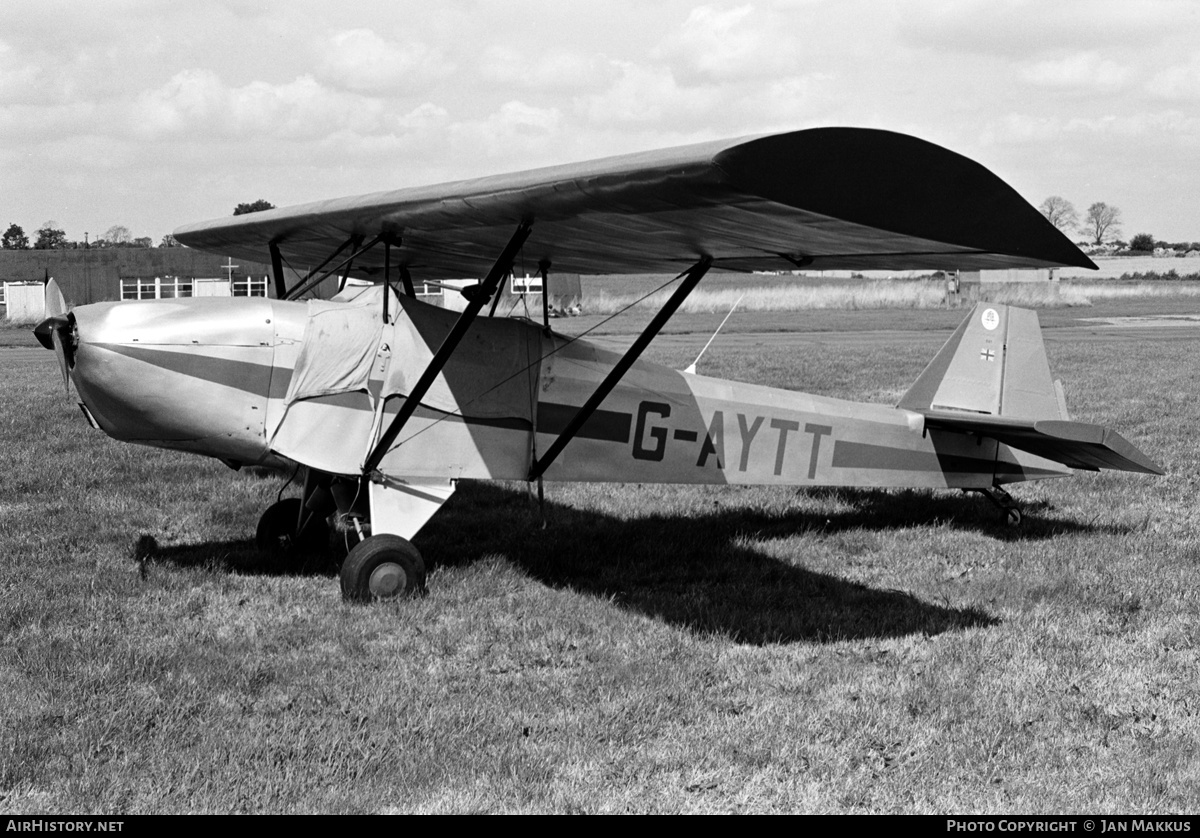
<box><xmin>898</xmin><ymin>303</ymin><xmax>1065</xmax><ymax>420</ymax></box>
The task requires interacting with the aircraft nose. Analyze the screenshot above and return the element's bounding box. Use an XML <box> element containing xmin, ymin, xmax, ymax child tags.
<box><xmin>60</xmin><ymin>297</ymin><xmax>276</xmax><ymax>464</ymax></box>
<box><xmin>65</xmin><ymin>302</ymin><xmax>157</xmax><ymax>437</ymax></box>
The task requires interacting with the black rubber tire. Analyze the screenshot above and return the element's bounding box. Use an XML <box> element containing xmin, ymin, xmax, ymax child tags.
<box><xmin>256</xmin><ymin>498</ymin><xmax>330</xmax><ymax>556</ymax></box>
<box><xmin>340</xmin><ymin>535</ymin><xmax>426</xmax><ymax>602</ymax></box>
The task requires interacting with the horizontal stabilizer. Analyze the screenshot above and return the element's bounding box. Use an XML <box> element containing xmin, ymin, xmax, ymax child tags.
<box><xmin>901</xmin><ymin>303</ymin><xmax>1161</xmax><ymax>475</ymax></box>
<box><xmin>921</xmin><ymin>411</ymin><xmax>1163</xmax><ymax>475</ymax></box>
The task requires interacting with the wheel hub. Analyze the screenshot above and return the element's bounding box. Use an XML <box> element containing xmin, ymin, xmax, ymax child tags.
<box><xmin>368</xmin><ymin>562</ymin><xmax>407</xmax><ymax>598</ymax></box>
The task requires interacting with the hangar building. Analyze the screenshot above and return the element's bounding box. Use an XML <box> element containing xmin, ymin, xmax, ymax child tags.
<box><xmin>1</xmin><ymin>249</ymin><xmax>583</xmax><ymax>321</ymax></box>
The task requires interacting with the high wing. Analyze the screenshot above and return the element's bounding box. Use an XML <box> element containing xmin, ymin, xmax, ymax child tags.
<box><xmin>173</xmin><ymin>127</ymin><xmax>1095</xmax><ymax>278</ymax></box>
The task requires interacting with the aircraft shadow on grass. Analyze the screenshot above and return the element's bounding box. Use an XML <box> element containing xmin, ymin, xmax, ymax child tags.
<box><xmin>142</xmin><ymin>480</ymin><xmax>1131</xmax><ymax>645</ymax></box>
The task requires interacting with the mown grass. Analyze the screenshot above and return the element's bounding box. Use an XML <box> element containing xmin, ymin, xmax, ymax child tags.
<box><xmin>2</xmin><ymin>300</ymin><xmax>1200</xmax><ymax>813</ymax></box>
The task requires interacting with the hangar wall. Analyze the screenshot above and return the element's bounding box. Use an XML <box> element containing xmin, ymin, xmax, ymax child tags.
<box><xmin>1</xmin><ymin>249</ymin><xmax>584</xmax><ymax>320</ymax></box>
<box><xmin>0</xmin><ymin>249</ymin><xmax>279</xmax><ymax>307</ymax></box>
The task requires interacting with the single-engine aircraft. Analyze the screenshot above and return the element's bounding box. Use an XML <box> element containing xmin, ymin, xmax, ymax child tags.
<box><xmin>34</xmin><ymin>128</ymin><xmax>1162</xmax><ymax>602</ymax></box>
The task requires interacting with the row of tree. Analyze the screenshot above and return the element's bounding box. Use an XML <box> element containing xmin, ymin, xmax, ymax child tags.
<box><xmin>1038</xmin><ymin>197</ymin><xmax>1127</xmax><ymax>247</ymax></box>
<box><xmin>1034</xmin><ymin>197</ymin><xmax>1200</xmax><ymax>253</ymax></box>
<box><xmin>1</xmin><ymin>222</ymin><xmax>174</xmax><ymax>250</ymax></box>
<box><xmin>1</xmin><ymin>202</ymin><xmax>276</xmax><ymax>252</ymax></box>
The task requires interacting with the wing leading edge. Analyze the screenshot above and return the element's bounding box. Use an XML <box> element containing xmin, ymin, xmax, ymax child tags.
<box><xmin>174</xmin><ymin>128</ymin><xmax>1095</xmax><ymax>279</ymax></box>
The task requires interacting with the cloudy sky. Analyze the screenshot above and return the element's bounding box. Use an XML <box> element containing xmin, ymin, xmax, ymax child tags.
<box><xmin>2</xmin><ymin>0</ymin><xmax>1198</xmax><ymax>246</ymax></box>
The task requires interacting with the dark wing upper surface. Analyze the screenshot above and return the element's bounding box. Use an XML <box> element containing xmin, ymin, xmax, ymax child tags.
<box><xmin>173</xmin><ymin>128</ymin><xmax>1095</xmax><ymax>279</ymax></box>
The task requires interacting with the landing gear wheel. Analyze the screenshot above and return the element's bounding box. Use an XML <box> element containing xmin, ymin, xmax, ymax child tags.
<box><xmin>975</xmin><ymin>486</ymin><xmax>1024</xmax><ymax>528</ymax></box>
<box><xmin>340</xmin><ymin>535</ymin><xmax>426</xmax><ymax>602</ymax></box>
<box><xmin>256</xmin><ymin>498</ymin><xmax>330</xmax><ymax>556</ymax></box>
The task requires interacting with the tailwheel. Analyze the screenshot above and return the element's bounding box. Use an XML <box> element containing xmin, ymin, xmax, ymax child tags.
<box><xmin>975</xmin><ymin>486</ymin><xmax>1023</xmax><ymax>528</ymax></box>
<box><xmin>255</xmin><ymin>497</ymin><xmax>331</xmax><ymax>557</ymax></box>
<box><xmin>340</xmin><ymin>535</ymin><xmax>426</xmax><ymax>602</ymax></box>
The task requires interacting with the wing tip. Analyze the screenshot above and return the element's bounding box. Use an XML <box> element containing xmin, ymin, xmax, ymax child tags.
<box><xmin>717</xmin><ymin>128</ymin><xmax>1095</xmax><ymax>271</ymax></box>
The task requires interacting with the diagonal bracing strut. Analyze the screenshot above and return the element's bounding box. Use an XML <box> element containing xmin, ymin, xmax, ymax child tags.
<box><xmin>270</xmin><ymin>235</ymin><xmax>359</xmax><ymax>300</ymax></box>
<box><xmin>528</xmin><ymin>255</ymin><xmax>712</xmax><ymax>480</ymax></box>
<box><xmin>362</xmin><ymin>219</ymin><xmax>535</xmax><ymax>475</ymax></box>
<box><xmin>282</xmin><ymin>234</ymin><xmax>386</xmax><ymax>301</ymax></box>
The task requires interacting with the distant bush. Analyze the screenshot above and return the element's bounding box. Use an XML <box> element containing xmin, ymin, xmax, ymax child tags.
<box><xmin>1118</xmin><ymin>270</ymin><xmax>1200</xmax><ymax>281</ymax></box>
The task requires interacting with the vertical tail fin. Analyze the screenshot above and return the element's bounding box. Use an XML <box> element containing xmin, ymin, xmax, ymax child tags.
<box><xmin>898</xmin><ymin>303</ymin><xmax>1066</xmax><ymax>420</ymax></box>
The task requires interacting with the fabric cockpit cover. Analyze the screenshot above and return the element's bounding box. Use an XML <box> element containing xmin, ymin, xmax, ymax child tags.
<box><xmin>270</xmin><ymin>291</ymin><xmax>386</xmax><ymax>474</ymax></box>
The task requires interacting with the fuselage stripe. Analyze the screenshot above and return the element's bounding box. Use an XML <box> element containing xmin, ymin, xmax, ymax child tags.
<box><xmin>535</xmin><ymin>402</ymin><xmax>632</xmax><ymax>443</ymax></box>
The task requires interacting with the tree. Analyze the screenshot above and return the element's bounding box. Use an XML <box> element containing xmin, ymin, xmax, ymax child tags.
<box><xmin>1039</xmin><ymin>196</ymin><xmax>1078</xmax><ymax>233</ymax></box>
<box><xmin>158</xmin><ymin>234</ymin><xmax>181</xmax><ymax>248</ymax></box>
<box><xmin>1080</xmin><ymin>202</ymin><xmax>1123</xmax><ymax>246</ymax></box>
<box><xmin>34</xmin><ymin>221</ymin><xmax>68</xmax><ymax>250</ymax></box>
<box><xmin>100</xmin><ymin>224</ymin><xmax>133</xmax><ymax>247</ymax></box>
<box><xmin>1129</xmin><ymin>233</ymin><xmax>1155</xmax><ymax>252</ymax></box>
<box><xmin>233</xmin><ymin>199</ymin><xmax>275</xmax><ymax>216</ymax></box>
<box><xmin>1</xmin><ymin>223</ymin><xmax>30</xmax><ymax>249</ymax></box>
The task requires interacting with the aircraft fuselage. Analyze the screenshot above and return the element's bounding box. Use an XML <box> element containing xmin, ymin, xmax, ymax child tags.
<box><xmin>61</xmin><ymin>291</ymin><xmax>1068</xmax><ymax>492</ymax></box>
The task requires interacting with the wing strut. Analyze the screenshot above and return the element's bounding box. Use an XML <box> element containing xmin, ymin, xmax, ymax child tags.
<box><xmin>362</xmin><ymin>219</ymin><xmax>535</xmax><ymax>475</ymax></box>
<box><xmin>399</xmin><ymin>266</ymin><xmax>416</xmax><ymax>298</ymax></box>
<box><xmin>383</xmin><ymin>237</ymin><xmax>392</xmax><ymax>323</ymax></box>
<box><xmin>269</xmin><ymin>241</ymin><xmax>287</xmax><ymax>298</ymax></box>
<box><xmin>276</xmin><ymin>235</ymin><xmax>354</xmax><ymax>300</ymax></box>
<box><xmin>284</xmin><ymin>234</ymin><xmax>381</xmax><ymax>301</ymax></box>
<box><xmin>382</xmin><ymin>236</ymin><xmax>418</xmax><ymax>302</ymax></box>
<box><xmin>528</xmin><ymin>255</ymin><xmax>712</xmax><ymax>480</ymax></box>
<box><xmin>336</xmin><ymin>234</ymin><xmax>367</xmax><ymax>293</ymax></box>
<box><xmin>538</xmin><ymin>260</ymin><xmax>551</xmax><ymax>330</ymax></box>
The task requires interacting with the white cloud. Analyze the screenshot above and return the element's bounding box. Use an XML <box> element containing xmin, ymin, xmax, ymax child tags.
<box><xmin>653</xmin><ymin>4</ymin><xmax>803</xmax><ymax>86</ymax></box>
<box><xmin>574</xmin><ymin>55</ymin><xmax>834</xmax><ymax>139</ymax></box>
<box><xmin>477</xmin><ymin>46</ymin><xmax>618</xmax><ymax>94</ymax></box>
<box><xmin>1019</xmin><ymin>52</ymin><xmax>1132</xmax><ymax>90</ymax></box>
<box><xmin>577</xmin><ymin>63</ymin><xmax>683</xmax><ymax>125</ymax></box>
<box><xmin>0</xmin><ymin>101</ymin><xmax>105</xmax><ymax>143</ymax></box>
<box><xmin>1147</xmin><ymin>55</ymin><xmax>1200</xmax><ymax>100</ymax></box>
<box><xmin>978</xmin><ymin>113</ymin><xmax>1069</xmax><ymax>146</ymax></box>
<box><xmin>394</xmin><ymin>102</ymin><xmax>449</xmax><ymax>130</ymax></box>
<box><xmin>131</xmin><ymin>69</ymin><xmax>391</xmax><ymax>140</ymax></box>
<box><xmin>979</xmin><ymin>109</ymin><xmax>1200</xmax><ymax>147</ymax></box>
<box><xmin>318</xmin><ymin>29</ymin><xmax>455</xmax><ymax>93</ymax></box>
<box><xmin>447</xmin><ymin>100</ymin><xmax>564</xmax><ymax>160</ymax></box>
<box><xmin>0</xmin><ymin>47</ymin><xmax>41</xmax><ymax>105</ymax></box>
<box><xmin>898</xmin><ymin>0</ymin><xmax>1194</xmax><ymax>57</ymax></box>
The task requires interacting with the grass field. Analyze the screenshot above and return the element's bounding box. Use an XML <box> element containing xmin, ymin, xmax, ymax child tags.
<box><xmin>3</xmin><ymin>296</ymin><xmax>1200</xmax><ymax>813</ymax></box>
<box><xmin>582</xmin><ymin>277</ymin><xmax>1200</xmax><ymax>318</ymax></box>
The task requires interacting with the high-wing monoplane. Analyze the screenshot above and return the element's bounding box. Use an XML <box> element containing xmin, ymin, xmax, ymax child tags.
<box><xmin>34</xmin><ymin>128</ymin><xmax>1161</xmax><ymax>601</ymax></box>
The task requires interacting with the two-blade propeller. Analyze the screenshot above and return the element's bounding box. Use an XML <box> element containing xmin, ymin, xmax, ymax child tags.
<box><xmin>32</xmin><ymin>279</ymin><xmax>74</xmax><ymax>394</ymax></box>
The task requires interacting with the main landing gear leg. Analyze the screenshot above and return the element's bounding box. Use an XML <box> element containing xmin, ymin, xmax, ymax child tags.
<box><xmin>255</xmin><ymin>468</ymin><xmax>335</xmax><ymax>559</ymax></box>
<box><xmin>975</xmin><ymin>485</ymin><xmax>1023</xmax><ymax>527</ymax></box>
<box><xmin>337</xmin><ymin>477</ymin><xmax>455</xmax><ymax>603</ymax></box>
